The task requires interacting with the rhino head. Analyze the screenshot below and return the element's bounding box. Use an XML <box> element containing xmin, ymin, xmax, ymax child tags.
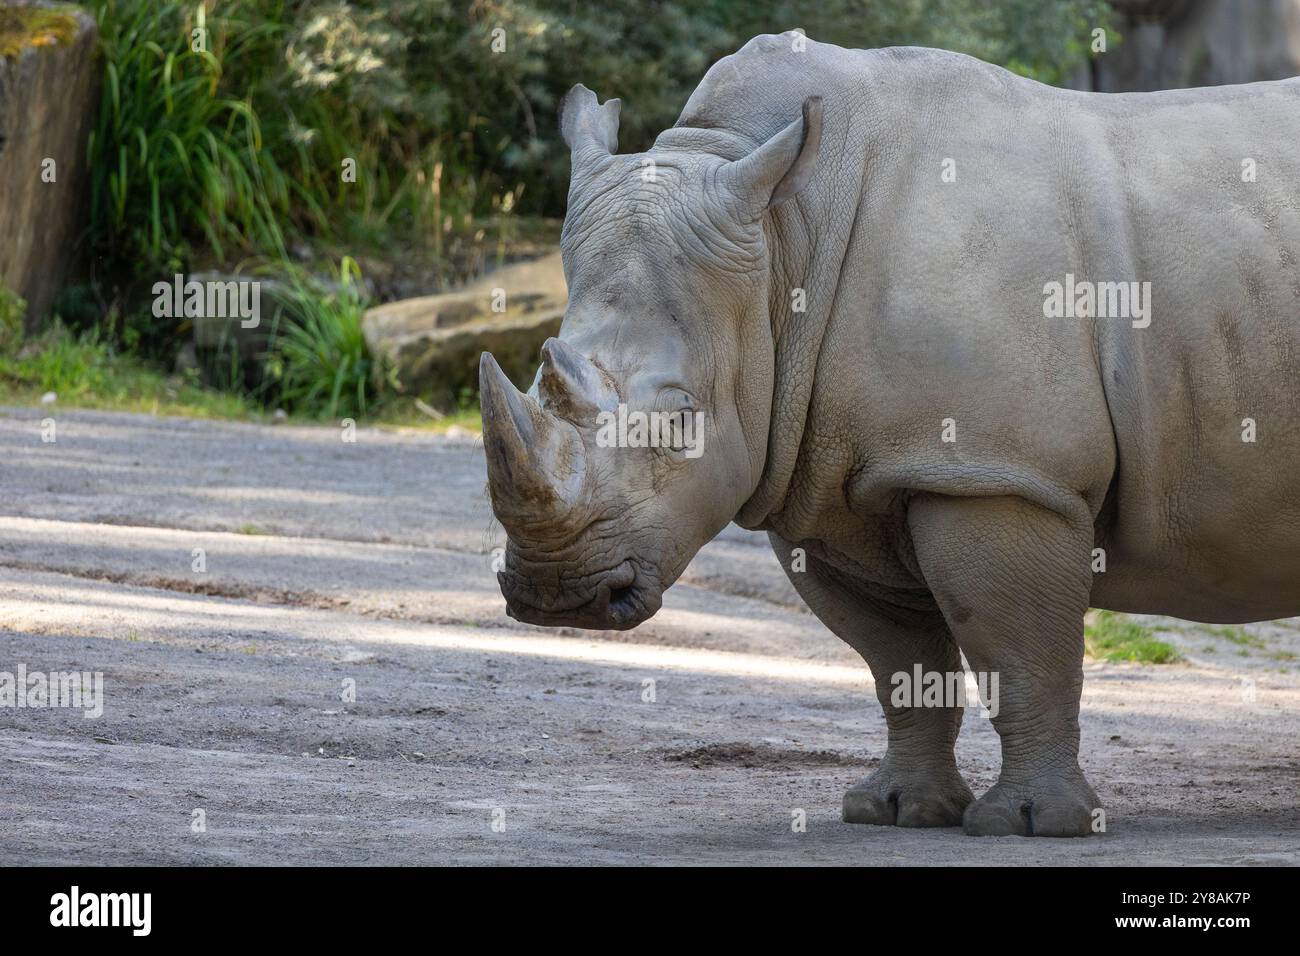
<box><xmin>480</xmin><ymin>84</ymin><xmax>822</xmax><ymax>630</ymax></box>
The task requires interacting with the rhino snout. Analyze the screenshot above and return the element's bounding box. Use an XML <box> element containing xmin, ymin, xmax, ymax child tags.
<box><xmin>499</xmin><ymin>557</ymin><xmax>662</xmax><ymax>631</ymax></box>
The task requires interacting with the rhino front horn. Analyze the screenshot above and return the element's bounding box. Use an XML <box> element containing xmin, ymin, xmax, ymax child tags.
<box><xmin>479</xmin><ymin>352</ymin><xmax>588</xmax><ymax>531</ymax></box>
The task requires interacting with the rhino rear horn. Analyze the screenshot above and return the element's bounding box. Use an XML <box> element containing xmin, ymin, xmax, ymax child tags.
<box><xmin>719</xmin><ymin>95</ymin><xmax>822</xmax><ymax>218</ymax></box>
<box><xmin>538</xmin><ymin>337</ymin><xmax>618</xmax><ymax>421</ymax></box>
<box><xmin>479</xmin><ymin>352</ymin><xmax>588</xmax><ymax>531</ymax></box>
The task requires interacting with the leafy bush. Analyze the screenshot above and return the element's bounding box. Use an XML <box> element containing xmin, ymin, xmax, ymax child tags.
<box><xmin>405</xmin><ymin>0</ymin><xmax>1117</xmax><ymax>219</ymax></box>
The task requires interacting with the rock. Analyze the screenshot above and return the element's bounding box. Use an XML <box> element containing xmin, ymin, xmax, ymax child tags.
<box><xmin>0</xmin><ymin>4</ymin><xmax>99</xmax><ymax>332</ymax></box>
<box><xmin>362</xmin><ymin>252</ymin><xmax>566</xmax><ymax>408</ymax></box>
<box><xmin>187</xmin><ymin>271</ymin><xmax>278</xmax><ymax>360</ymax></box>
<box><xmin>173</xmin><ymin>341</ymin><xmax>198</xmax><ymax>377</ymax></box>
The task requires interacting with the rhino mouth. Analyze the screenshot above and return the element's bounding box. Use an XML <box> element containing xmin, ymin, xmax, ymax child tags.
<box><xmin>500</xmin><ymin>559</ymin><xmax>663</xmax><ymax>630</ymax></box>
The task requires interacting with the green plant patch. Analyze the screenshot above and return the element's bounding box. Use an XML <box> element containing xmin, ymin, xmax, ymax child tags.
<box><xmin>1199</xmin><ymin>624</ymin><xmax>1268</xmax><ymax>649</ymax></box>
<box><xmin>0</xmin><ymin>320</ymin><xmax>481</xmax><ymax>431</ymax></box>
<box><xmin>1085</xmin><ymin>610</ymin><xmax>1181</xmax><ymax>664</ymax></box>
<box><xmin>0</xmin><ymin>284</ymin><xmax>26</xmax><ymax>351</ymax></box>
<box><xmin>264</xmin><ymin>257</ymin><xmax>381</xmax><ymax>420</ymax></box>
<box><xmin>0</xmin><ymin>323</ymin><xmax>253</xmax><ymax>418</ymax></box>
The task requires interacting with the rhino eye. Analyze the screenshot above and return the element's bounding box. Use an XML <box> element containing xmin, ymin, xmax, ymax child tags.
<box><xmin>656</xmin><ymin>387</ymin><xmax>696</xmax><ymax>414</ymax></box>
<box><xmin>653</xmin><ymin>388</ymin><xmax>701</xmax><ymax>455</ymax></box>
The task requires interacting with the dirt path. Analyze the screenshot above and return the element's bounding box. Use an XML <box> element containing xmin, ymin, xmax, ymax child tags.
<box><xmin>0</xmin><ymin>407</ymin><xmax>1296</xmax><ymax>864</ymax></box>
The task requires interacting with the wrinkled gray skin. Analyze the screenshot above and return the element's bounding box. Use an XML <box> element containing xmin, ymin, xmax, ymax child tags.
<box><xmin>480</xmin><ymin>35</ymin><xmax>1300</xmax><ymax>836</ymax></box>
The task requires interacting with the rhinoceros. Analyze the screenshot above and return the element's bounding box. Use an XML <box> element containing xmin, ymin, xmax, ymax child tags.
<box><xmin>478</xmin><ymin>34</ymin><xmax>1300</xmax><ymax>836</ymax></box>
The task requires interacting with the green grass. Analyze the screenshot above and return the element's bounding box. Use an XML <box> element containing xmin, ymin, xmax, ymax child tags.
<box><xmin>1199</xmin><ymin>624</ymin><xmax>1268</xmax><ymax>650</ymax></box>
<box><xmin>362</xmin><ymin>401</ymin><xmax>483</xmax><ymax>432</ymax></box>
<box><xmin>0</xmin><ymin>323</ymin><xmax>480</xmax><ymax>432</ymax></box>
<box><xmin>1085</xmin><ymin>610</ymin><xmax>1181</xmax><ymax>664</ymax></box>
<box><xmin>0</xmin><ymin>325</ymin><xmax>252</xmax><ymax>419</ymax></box>
<box><xmin>1197</xmin><ymin>623</ymin><xmax>1293</xmax><ymax>661</ymax></box>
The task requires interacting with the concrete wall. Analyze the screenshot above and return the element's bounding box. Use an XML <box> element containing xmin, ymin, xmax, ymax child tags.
<box><xmin>0</xmin><ymin>5</ymin><xmax>99</xmax><ymax>332</ymax></box>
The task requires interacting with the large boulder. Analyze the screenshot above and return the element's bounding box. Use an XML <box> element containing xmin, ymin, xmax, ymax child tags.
<box><xmin>0</xmin><ymin>3</ymin><xmax>99</xmax><ymax>333</ymax></box>
<box><xmin>362</xmin><ymin>251</ymin><xmax>565</xmax><ymax>408</ymax></box>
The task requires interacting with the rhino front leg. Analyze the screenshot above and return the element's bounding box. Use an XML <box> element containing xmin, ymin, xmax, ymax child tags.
<box><xmin>908</xmin><ymin>494</ymin><xmax>1102</xmax><ymax>837</ymax></box>
<box><xmin>770</xmin><ymin>533</ymin><xmax>974</xmax><ymax>827</ymax></box>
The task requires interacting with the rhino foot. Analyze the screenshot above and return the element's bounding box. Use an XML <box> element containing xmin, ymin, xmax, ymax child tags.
<box><xmin>962</xmin><ymin>774</ymin><xmax>1101</xmax><ymax>837</ymax></box>
<box><xmin>842</xmin><ymin>766</ymin><xmax>973</xmax><ymax>827</ymax></box>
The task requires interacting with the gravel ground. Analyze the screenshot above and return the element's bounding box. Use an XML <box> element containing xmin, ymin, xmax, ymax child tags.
<box><xmin>0</xmin><ymin>407</ymin><xmax>1296</xmax><ymax>864</ymax></box>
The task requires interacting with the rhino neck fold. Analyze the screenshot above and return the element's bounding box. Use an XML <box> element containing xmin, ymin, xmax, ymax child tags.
<box><xmin>735</xmin><ymin>121</ymin><xmax>868</xmax><ymax>532</ymax></box>
<box><xmin>664</xmin><ymin>49</ymin><xmax>880</xmax><ymax>531</ymax></box>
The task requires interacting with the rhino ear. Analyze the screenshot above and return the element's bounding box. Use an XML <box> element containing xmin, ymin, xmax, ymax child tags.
<box><xmin>719</xmin><ymin>96</ymin><xmax>822</xmax><ymax>218</ymax></box>
<box><xmin>560</xmin><ymin>84</ymin><xmax>621</xmax><ymax>172</ymax></box>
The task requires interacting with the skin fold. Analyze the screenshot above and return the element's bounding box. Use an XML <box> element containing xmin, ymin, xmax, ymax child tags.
<box><xmin>480</xmin><ymin>34</ymin><xmax>1300</xmax><ymax>836</ymax></box>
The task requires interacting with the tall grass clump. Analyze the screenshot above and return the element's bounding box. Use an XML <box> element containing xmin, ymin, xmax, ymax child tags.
<box><xmin>88</xmin><ymin>0</ymin><xmax>289</xmax><ymax>275</ymax></box>
<box><xmin>265</xmin><ymin>257</ymin><xmax>380</xmax><ymax>420</ymax></box>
